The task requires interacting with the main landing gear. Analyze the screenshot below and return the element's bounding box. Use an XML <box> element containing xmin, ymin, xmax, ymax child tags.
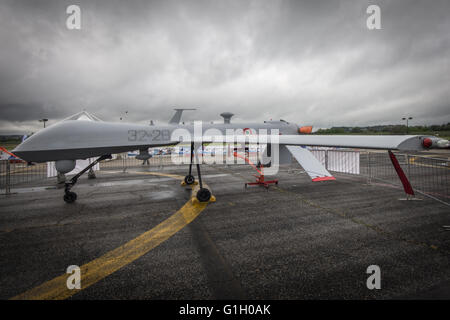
<box><xmin>63</xmin><ymin>155</ymin><xmax>112</xmax><ymax>203</ymax></box>
<box><xmin>184</xmin><ymin>142</ymin><xmax>211</xmax><ymax>202</ymax></box>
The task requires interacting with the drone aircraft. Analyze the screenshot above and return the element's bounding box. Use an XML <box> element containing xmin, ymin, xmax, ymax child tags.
<box><xmin>12</xmin><ymin>109</ymin><xmax>448</xmax><ymax>203</ymax></box>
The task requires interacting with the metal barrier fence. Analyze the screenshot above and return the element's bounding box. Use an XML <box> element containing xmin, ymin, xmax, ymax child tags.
<box><xmin>99</xmin><ymin>154</ymin><xmax>174</xmax><ymax>170</ymax></box>
<box><xmin>309</xmin><ymin>149</ymin><xmax>360</xmax><ymax>174</ymax></box>
<box><xmin>1</xmin><ymin>150</ymin><xmax>449</xmax><ymax>206</ymax></box>
<box><xmin>361</xmin><ymin>152</ymin><xmax>449</xmax><ymax>205</ymax></box>
<box><xmin>99</xmin><ymin>152</ymin><xmax>261</xmax><ymax>171</ymax></box>
<box><xmin>307</xmin><ymin>149</ymin><xmax>449</xmax><ymax>205</ymax></box>
<box><xmin>0</xmin><ymin>160</ymin><xmax>48</xmax><ymax>192</ymax></box>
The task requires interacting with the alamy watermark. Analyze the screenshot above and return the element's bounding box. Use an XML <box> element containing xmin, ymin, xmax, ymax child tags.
<box><xmin>366</xmin><ymin>5</ymin><xmax>381</xmax><ymax>30</ymax></box>
<box><xmin>66</xmin><ymin>265</ymin><xmax>81</xmax><ymax>290</ymax></box>
<box><xmin>168</xmin><ymin>121</ymin><xmax>281</xmax><ymax>175</ymax></box>
<box><xmin>66</xmin><ymin>5</ymin><xmax>81</xmax><ymax>30</ymax></box>
<box><xmin>366</xmin><ymin>265</ymin><xmax>381</xmax><ymax>290</ymax></box>
<box><xmin>64</xmin><ymin>4</ymin><xmax>382</xmax><ymax>32</ymax></box>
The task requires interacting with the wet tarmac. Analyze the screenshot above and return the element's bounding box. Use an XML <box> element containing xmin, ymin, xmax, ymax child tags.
<box><xmin>0</xmin><ymin>163</ymin><xmax>449</xmax><ymax>299</ymax></box>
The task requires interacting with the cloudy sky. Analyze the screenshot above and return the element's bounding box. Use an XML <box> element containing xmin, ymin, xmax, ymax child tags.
<box><xmin>0</xmin><ymin>0</ymin><xmax>449</xmax><ymax>134</ymax></box>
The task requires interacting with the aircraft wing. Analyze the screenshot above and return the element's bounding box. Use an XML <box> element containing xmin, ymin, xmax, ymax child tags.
<box><xmin>198</xmin><ymin>134</ymin><xmax>435</xmax><ymax>151</ymax></box>
<box><xmin>276</xmin><ymin>135</ymin><xmax>427</xmax><ymax>151</ymax></box>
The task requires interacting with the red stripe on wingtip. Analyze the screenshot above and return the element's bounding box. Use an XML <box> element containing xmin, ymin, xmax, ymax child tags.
<box><xmin>312</xmin><ymin>176</ymin><xmax>336</xmax><ymax>182</ymax></box>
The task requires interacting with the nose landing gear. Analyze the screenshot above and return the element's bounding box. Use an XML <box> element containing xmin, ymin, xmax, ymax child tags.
<box><xmin>183</xmin><ymin>142</ymin><xmax>212</xmax><ymax>202</ymax></box>
<box><xmin>63</xmin><ymin>191</ymin><xmax>77</xmax><ymax>204</ymax></box>
<box><xmin>63</xmin><ymin>154</ymin><xmax>111</xmax><ymax>203</ymax></box>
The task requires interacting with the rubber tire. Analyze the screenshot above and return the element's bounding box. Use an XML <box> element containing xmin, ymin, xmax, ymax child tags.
<box><xmin>196</xmin><ymin>188</ymin><xmax>211</xmax><ymax>202</ymax></box>
<box><xmin>64</xmin><ymin>191</ymin><xmax>77</xmax><ymax>203</ymax></box>
<box><xmin>184</xmin><ymin>175</ymin><xmax>195</xmax><ymax>185</ymax></box>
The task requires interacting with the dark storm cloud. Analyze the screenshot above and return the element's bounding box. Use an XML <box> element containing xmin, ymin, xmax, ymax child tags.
<box><xmin>0</xmin><ymin>0</ymin><xmax>449</xmax><ymax>134</ymax></box>
<box><xmin>0</xmin><ymin>103</ymin><xmax>67</xmax><ymax>121</ymax></box>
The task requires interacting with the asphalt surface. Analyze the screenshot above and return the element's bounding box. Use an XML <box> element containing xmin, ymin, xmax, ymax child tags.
<box><xmin>0</xmin><ymin>162</ymin><xmax>449</xmax><ymax>299</ymax></box>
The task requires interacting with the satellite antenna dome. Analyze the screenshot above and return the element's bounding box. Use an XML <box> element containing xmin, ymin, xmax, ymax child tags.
<box><xmin>220</xmin><ymin>112</ymin><xmax>234</xmax><ymax>124</ymax></box>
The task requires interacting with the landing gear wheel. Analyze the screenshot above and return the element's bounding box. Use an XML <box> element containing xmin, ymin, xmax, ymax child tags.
<box><xmin>196</xmin><ymin>188</ymin><xmax>211</xmax><ymax>202</ymax></box>
<box><xmin>184</xmin><ymin>174</ymin><xmax>195</xmax><ymax>185</ymax></box>
<box><xmin>64</xmin><ymin>191</ymin><xmax>77</xmax><ymax>203</ymax></box>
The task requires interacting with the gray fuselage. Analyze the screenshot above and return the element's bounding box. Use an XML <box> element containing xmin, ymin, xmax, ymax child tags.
<box><xmin>13</xmin><ymin>119</ymin><xmax>300</xmax><ymax>162</ymax></box>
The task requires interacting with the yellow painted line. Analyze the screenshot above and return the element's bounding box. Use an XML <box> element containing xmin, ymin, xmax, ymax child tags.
<box><xmin>409</xmin><ymin>157</ymin><xmax>450</xmax><ymax>170</ymax></box>
<box><xmin>138</xmin><ymin>171</ymin><xmax>185</xmax><ymax>180</ymax></box>
<box><xmin>413</xmin><ymin>163</ymin><xmax>450</xmax><ymax>170</ymax></box>
<box><xmin>417</xmin><ymin>154</ymin><xmax>450</xmax><ymax>159</ymax></box>
<box><xmin>408</xmin><ymin>157</ymin><xmax>417</xmax><ymax>164</ymax></box>
<box><xmin>11</xmin><ymin>173</ymin><xmax>211</xmax><ymax>300</ymax></box>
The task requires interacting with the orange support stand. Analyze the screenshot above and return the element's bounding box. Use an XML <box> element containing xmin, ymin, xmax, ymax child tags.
<box><xmin>233</xmin><ymin>151</ymin><xmax>278</xmax><ymax>189</ymax></box>
<box><xmin>245</xmin><ymin>172</ymin><xmax>279</xmax><ymax>189</ymax></box>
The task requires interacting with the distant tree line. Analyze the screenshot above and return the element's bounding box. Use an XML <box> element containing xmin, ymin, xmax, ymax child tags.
<box><xmin>316</xmin><ymin>123</ymin><xmax>450</xmax><ymax>135</ymax></box>
<box><xmin>0</xmin><ymin>135</ymin><xmax>24</xmax><ymax>141</ymax></box>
